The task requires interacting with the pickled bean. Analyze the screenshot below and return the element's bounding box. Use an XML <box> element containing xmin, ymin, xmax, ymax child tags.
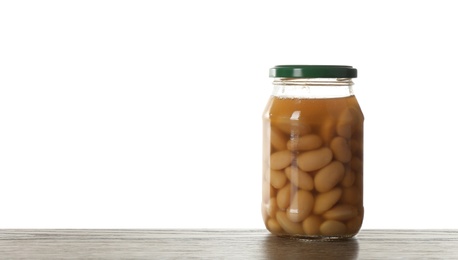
<box><xmin>314</xmin><ymin>187</ymin><xmax>342</xmax><ymax>215</ymax></box>
<box><xmin>320</xmin><ymin>220</ymin><xmax>347</xmax><ymax>236</ymax></box>
<box><xmin>267</xmin><ymin>218</ymin><xmax>284</xmax><ymax>233</ymax></box>
<box><xmin>285</xmin><ymin>166</ymin><xmax>314</xmax><ymax>191</ymax></box>
<box><xmin>266</xmin><ymin>197</ymin><xmax>278</xmax><ymax>217</ymax></box>
<box><xmin>341</xmin><ymin>168</ymin><xmax>356</xmax><ymax>188</ymax></box>
<box><xmin>330</xmin><ymin>136</ymin><xmax>351</xmax><ymax>163</ymax></box>
<box><xmin>276</xmin><ymin>183</ymin><xmax>292</xmax><ymax>210</ymax></box>
<box><xmin>287</xmin><ymin>134</ymin><xmax>322</xmax><ymax>151</ymax></box>
<box><xmin>272</xmin><ymin>119</ymin><xmax>312</xmax><ymax>136</ymax></box>
<box><xmin>337</xmin><ymin>107</ymin><xmax>363</xmax><ymax>140</ymax></box>
<box><xmin>270</xmin><ymin>150</ymin><xmax>293</xmax><ymax>170</ymax></box>
<box><xmin>271</xmin><ymin>127</ymin><xmax>288</xmax><ymax>151</ymax></box>
<box><xmin>340</xmin><ymin>186</ymin><xmax>362</xmax><ymax>205</ymax></box>
<box><xmin>276</xmin><ymin>211</ymin><xmax>304</xmax><ymax>234</ymax></box>
<box><xmin>347</xmin><ymin>215</ymin><xmax>363</xmax><ymax>234</ymax></box>
<box><xmin>350</xmin><ymin>156</ymin><xmax>363</xmax><ymax>173</ymax></box>
<box><xmin>303</xmin><ymin>215</ymin><xmax>323</xmax><ymax>236</ymax></box>
<box><xmin>286</xmin><ymin>190</ymin><xmax>314</xmax><ymax>223</ymax></box>
<box><xmin>314</xmin><ymin>161</ymin><xmax>345</xmax><ymax>193</ymax></box>
<box><xmin>350</xmin><ymin>138</ymin><xmax>363</xmax><ymax>157</ymax></box>
<box><xmin>296</xmin><ymin>147</ymin><xmax>333</xmax><ymax>172</ymax></box>
<box><xmin>320</xmin><ymin>117</ymin><xmax>336</xmax><ymax>145</ymax></box>
<box><xmin>336</xmin><ymin>108</ymin><xmax>354</xmax><ymax>139</ymax></box>
<box><xmin>323</xmin><ymin>204</ymin><xmax>357</xmax><ymax>221</ymax></box>
<box><xmin>270</xmin><ymin>169</ymin><xmax>287</xmax><ymax>189</ymax></box>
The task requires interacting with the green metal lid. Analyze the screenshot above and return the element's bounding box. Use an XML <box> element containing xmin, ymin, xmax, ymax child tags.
<box><xmin>269</xmin><ymin>65</ymin><xmax>357</xmax><ymax>78</ymax></box>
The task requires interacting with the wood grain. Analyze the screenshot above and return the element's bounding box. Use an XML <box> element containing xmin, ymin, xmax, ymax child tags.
<box><xmin>0</xmin><ymin>229</ymin><xmax>457</xmax><ymax>259</ymax></box>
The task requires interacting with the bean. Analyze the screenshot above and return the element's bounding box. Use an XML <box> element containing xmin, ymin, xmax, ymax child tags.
<box><xmin>276</xmin><ymin>211</ymin><xmax>304</xmax><ymax>234</ymax></box>
<box><xmin>330</xmin><ymin>136</ymin><xmax>351</xmax><ymax>163</ymax></box>
<box><xmin>302</xmin><ymin>215</ymin><xmax>323</xmax><ymax>236</ymax></box>
<box><xmin>336</xmin><ymin>108</ymin><xmax>354</xmax><ymax>139</ymax></box>
<box><xmin>271</xmin><ymin>127</ymin><xmax>288</xmax><ymax>151</ymax></box>
<box><xmin>266</xmin><ymin>197</ymin><xmax>278</xmax><ymax>217</ymax></box>
<box><xmin>284</xmin><ymin>166</ymin><xmax>314</xmax><ymax>191</ymax></box>
<box><xmin>272</xmin><ymin>119</ymin><xmax>312</xmax><ymax>136</ymax></box>
<box><xmin>339</xmin><ymin>107</ymin><xmax>363</xmax><ymax>138</ymax></box>
<box><xmin>296</xmin><ymin>147</ymin><xmax>333</xmax><ymax>172</ymax></box>
<box><xmin>270</xmin><ymin>150</ymin><xmax>293</xmax><ymax>170</ymax></box>
<box><xmin>270</xmin><ymin>169</ymin><xmax>287</xmax><ymax>189</ymax></box>
<box><xmin>320</xmin><ymin>117</ymin><xmax>336</xmax><ymax>145</ymax></box>
<box><xmin>351</xmin><ymin>132</ymin><xmax>364</xmax><ymax>155</ymax></box>
<box><xmin>346</xmin><ymin>215</ymin><xmax>363</xmax><ymax>234</ymax></box>
<box><xmin>314</xmin><ymin>187</ymin><xmax>342</xmax><ymax>215</ymax></box>
<box><xmin>336</xmin><ymin>107</ymin><xmax>363</xmax><ymax>139</ymax></box>
<box><xmin>287</xmin><ymin>134</ymin><xmax>322</xmax><ymax>151</ymax></box>
<box><xmin>267</xmin><ymin>218</ymin><xmax>283</xmax><ymax>234</ymax></box>
<box><xmin>276</xmin><ymin>183</ymin><xmax>292</xmax><ymax>210</ymax></box>
<box><xmin>340</xmin><ymin>186</ymin><xmax>362</xmax><ymax>205</ymax></box>
<box><xmin>350</xmin><ymin>156</ymin><xmax>363</xmax><ymax>173</ymax></box>
<box><xmin>341</xmin><ymin>168</ymin><xmax>356</xmax><ymax>188</ymax></box>
<box><xmin>320</xmin><ymin>220</ymin><xmax>347</xmax><ymax>236</ymax></box>
<box><xmin>350</xmin><ymin>106</ymin><xmax>364</xmax><ymax>126</ymax></box>
<box><xmin>287</xmin><ymin>190</ymin><xmax>314</xmax><ymax>223</ymax></box>
<box><xmin>350</xmin><ymin>138</ymin><xmax>363</xmax><ymax>157</ymax></box>
<box><xmin>314</xmin><ymin>161</ymin><xmax>345</xmax><ymax>193</ymax></box>
<box><xmin>355</xmin><ymin>171</ymin><xmax>363</xmax><ymax>190</ymax></box>
<box><xmin>323</xmin><ymin>204</ymin><xmax>358</xmax><ymax>221</ymax></box>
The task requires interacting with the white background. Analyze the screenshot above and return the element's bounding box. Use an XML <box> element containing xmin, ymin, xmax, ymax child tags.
<box><xmin>1</xmin><ymin>0</ymin><xmax>457</xmax><ymax>229</ymax></box>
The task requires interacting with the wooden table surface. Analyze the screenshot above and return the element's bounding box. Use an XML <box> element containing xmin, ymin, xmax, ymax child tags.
<box><xmin>1</xmin><ymin>229</ymin><xmax>457</xmax><ymax>259</ymax></box>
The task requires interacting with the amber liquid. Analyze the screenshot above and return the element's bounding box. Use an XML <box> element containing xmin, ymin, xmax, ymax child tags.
<box><xmin>262</xmin><ymin>96</ymin><xmax>364</xmax><ymax>238</ymax></box>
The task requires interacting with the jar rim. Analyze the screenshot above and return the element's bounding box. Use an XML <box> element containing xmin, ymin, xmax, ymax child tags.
<box><xmin>269</xmin><ymin>65</ymin><xmax>357</xmax><ymax>78</ymax></box>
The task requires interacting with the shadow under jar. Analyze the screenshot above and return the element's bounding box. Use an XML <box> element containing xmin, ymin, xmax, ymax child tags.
<box><xmin>262</xmin><ymin>65</ymin><xmax>364</xmax><ymax>239</ymax></box>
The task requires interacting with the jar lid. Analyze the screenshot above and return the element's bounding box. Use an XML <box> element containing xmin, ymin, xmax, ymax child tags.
<box><xmin>269</xmin><ymin>65</ymin><xmax>357</xmax><ymax>78</ymax></box>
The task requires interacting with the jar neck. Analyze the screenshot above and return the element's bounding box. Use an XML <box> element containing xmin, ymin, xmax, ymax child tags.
<box><xmin>272</xmin><ymin>78</ymin><xmax>354</xmax><ymax>98</ymax></box>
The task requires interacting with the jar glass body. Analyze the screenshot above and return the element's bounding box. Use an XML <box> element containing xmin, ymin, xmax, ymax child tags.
<box><xmin>262</xmin><ymin>78</ymin><xmax>364</xmax><ymax>239</ymax></box>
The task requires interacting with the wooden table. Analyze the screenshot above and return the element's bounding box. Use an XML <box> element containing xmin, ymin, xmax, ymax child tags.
<box><xmin>1</xmin><ymin>229</ymin><xmax>457</xmax><ymax>259</ymax></box>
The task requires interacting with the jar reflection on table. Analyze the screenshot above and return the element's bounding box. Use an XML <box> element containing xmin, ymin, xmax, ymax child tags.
<box><xmin>262</xmin><ymin>235</ymin><xmax>359</xmax><ymax>260</ymax></box>
<box><xmin>262</xmin><ymin>65</ymin><xmax>364</xmax><ymax>239</ymax></box>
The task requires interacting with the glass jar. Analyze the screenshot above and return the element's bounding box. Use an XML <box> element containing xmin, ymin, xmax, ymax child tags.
<box><xmin>262</xmin><ymin>65</ymin><xmax>364</xmax><ymax>239</ymax></box>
